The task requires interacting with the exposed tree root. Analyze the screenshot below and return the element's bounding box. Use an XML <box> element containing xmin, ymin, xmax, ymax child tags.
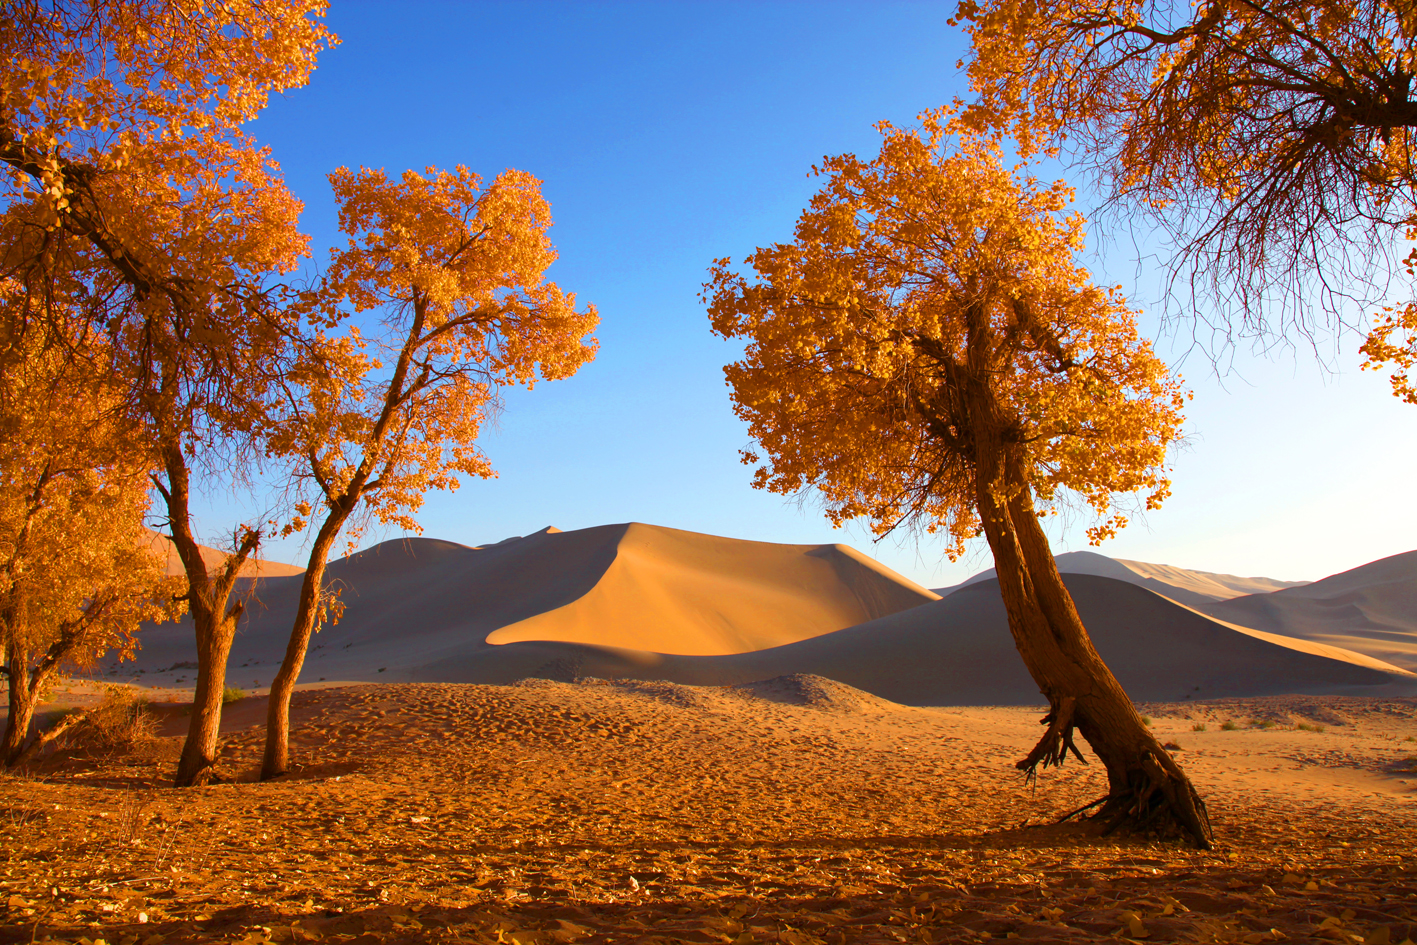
<box><xmin>1054</xmin><ymin>794</ymin><xmax>1108</xmax><ymax>824</ymax></box>
<box><xmin>12</xmin><ymin>709</ymin><xmax>85</xmax><ymax>766</ymax></box>
<box><xmin>1016</xmin><ymin>697</ymin><xmax>1086</xmax><ymax>785</ymax></box>
<box><xmin>1093</xmin><ymin>749</ymin><xmax>1213</xmax><ymax>849</ymax></box>
<box><xmin>174</xmin><ymin>762</ymin><xmax>224</xmax><ymax>788</ymax></box>
<box><xmin>1018</xmin><ymin>698</ymin><xmax>1213</xmax><ymax>850</ymax></box>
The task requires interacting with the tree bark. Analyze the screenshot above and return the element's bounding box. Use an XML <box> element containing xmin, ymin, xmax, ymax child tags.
<box><xmin>174</xmin><ymin>599</ymin><xmax>243</xmax><ymax>786</ymax></box>
<box><xmin>261</xmin><ymin>516</ymin><xmax>344</xmax><ymax>780</ymax></box>
<box><xmin>1</xmin><ymin>641</ymin><xmax>36</xmax><ymax>767</ymax></box>
<box><xmin>160</xmin><ymin>442</ymin><xmax>259</xmax><ymax>787</ymax></box>
<box><xmin>965</xmin><ymin>375</ymin><xmax>1211</xmax><ymax>848</ymax></box>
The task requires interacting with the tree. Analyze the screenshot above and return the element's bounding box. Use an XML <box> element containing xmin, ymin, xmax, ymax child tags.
<box><xmin>705</xmin><ymin>112</ymin><xmax>1209</xmax><ymax>847</ymax></box>
<box><xmin>952</xmin><ymin>0</ymin><xmax>1417</xmax><ymax>340</ymax></box>
<box><xmin>1</xmin><ymin>0</ymin><xmax>335</xmax><ymax>786</ymax></box>
<box><xmin>0</xmin><ymin>289</ymin><xmax>181</xmax><ymax>766</ymax></box>
<box><xmin>1362</xmin><ymin>299</ymin><xmax>1417</xmax><ymax>403</ymax></box>
<box><xmin>257</xmin><ymin>165</ymin><xmax>598</xmax><ymax>780</ymax></box>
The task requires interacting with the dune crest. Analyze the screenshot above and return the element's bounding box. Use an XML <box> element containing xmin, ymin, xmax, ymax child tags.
<box><xmin>1203</xmin><ymin>549</ymin><xmax>1417</xmax><ymax>671</ymax></box>
<box><xmin>144</xmin><ymin>528</ymin><xmax>305</xmax><ymax>578</ymax></box>
<box><xmin>937</xmin><ymin>550</ymin><xmax>1307</xmax><ymax>607</ymax></box>
<box><xmin>485</xmin><ymin>522</ymin><xmax>938</xmax><ymax>655</ymax></box>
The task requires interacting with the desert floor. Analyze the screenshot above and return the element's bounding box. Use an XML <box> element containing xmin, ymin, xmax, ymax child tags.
<box><xmin>2</xmin><ymin>678</ymin><xmax>1416</xmax><ymax>945</ymax></box>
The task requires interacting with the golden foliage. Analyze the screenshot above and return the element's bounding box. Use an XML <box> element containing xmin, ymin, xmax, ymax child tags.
<box><xmin>2</xmin><ymin>0</ymin><xmax>330</xmax><ymax>429</ymax></box>
<box><xmin>2</xmin><ymin>2</ymin><xmax>333</xmax><ymax>778</ymax></box>
<box><xmin>1362</xmin><ymin>301</ymin><xmax>1417</xmax><ymax>406</ymax></box>
<box><xmin>0</xmin><ymin>289</ymin><xmax>182</xmax><ymax>681</ymax></box>
<box><xmin>271</xmin><ymin>164</ymin><xmax>599</xmax><ymax>541</ymax></box>
<box><xmin>705</xmin><ymin>112</ymin><xmax>1185</xmax><ymax>552</ymax></box>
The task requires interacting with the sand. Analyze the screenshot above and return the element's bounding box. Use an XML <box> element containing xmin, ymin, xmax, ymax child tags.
<box><xmin>1204</xmin><ymin>550</ymin><xmax>1417</xmax><ymax>672</ymax></box>
<box><xmin>145</xmin><ymin>529</ymin><xmax>305</xmax><ymax>579</ymax></box>
<box><xmin>2</xmin><ymin>678</ymin><xmax>1415</xmax><ymax>944</ymax></box>
<box><xmin>105</xmin><ymin>528</ymin><xmax>1416</xmax><ymax>707</ymax></box>
<box><xmin>934</xmin><ymin>551</ymin><xmax>1310</xmax><ymax>608</ymax></box>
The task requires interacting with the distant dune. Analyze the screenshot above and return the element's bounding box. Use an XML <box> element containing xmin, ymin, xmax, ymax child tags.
<box><xmin>1201</xmin><ymin>550</ymin><xmax>1417</xmax><ymax>672</ymax></box>
<box><xmin>112</xmin><ymin>524</ymin><xmax>1415</xmax><ymax>706</ymax></box>
<box><xmin>144</xmin><ymin>529</ymin><xmax>305</xmax><ymax>579</ymax></box>
<box><xmin>121</xmin><ymin>523</ymin><xmax>938</xmax><ymax>681</ymax></box>
<box><xmin>935</xmin><ymin>550</ymin><xmax>1308</xmax><ymax>608</ymax></box>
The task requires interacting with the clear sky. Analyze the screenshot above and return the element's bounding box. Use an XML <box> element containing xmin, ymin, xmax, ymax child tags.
<box><xmin>198</xmin><ymin>0</ymin><xmax>1417</xmax><ymax>589</ymax></box>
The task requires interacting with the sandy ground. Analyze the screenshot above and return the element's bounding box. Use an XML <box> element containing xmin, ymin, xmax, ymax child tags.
<box><xmin>2</xmin><ymin>678</ymin><xmax>1416</xmax><ymax>945</ymax></box>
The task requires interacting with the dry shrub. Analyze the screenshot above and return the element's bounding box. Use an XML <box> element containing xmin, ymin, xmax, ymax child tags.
<box><xmin>68</xmin><ymin>689</ymin><xmax>156</xmax><ymax>755</ymax></box>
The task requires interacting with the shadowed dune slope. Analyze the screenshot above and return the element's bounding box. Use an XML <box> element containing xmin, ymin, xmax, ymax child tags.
<box><xmin>123</xmin><ymin>522</ymin><xmax>939</xmax><ymax>677</ymax></box>
<box><xmin>403</xmin><ymin>574</ymin><xmax>1415</xmax><ymax>705</ymax></box>
<box><xmin>936</xmin><ymin>550</ymin><xmax>1307</xmax><ymax>608</ymax></box>
<box><xmin>1201</xmin><ymin>550</ymin><xmax>1417</xmax><ymax>672</ymax></box>
<box><xmin>120</xmin><ymin>531</ymin><xmax>1414</xmax><ymax>706</ymax></box>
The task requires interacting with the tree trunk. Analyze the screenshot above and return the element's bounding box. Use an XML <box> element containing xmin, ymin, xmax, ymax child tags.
<box><xmin>159</xmin><ymin>442</ymin><xmax>259</xmax><ymax>788</ymax></box>
<box><xmin>2</xmin><ymin>640</ymin><xmax>36</xmax><ymax>767</ymax></box>
<box><xmin>261</xmin><ymin>515</ymin><xmax>345</xmax><ymax>780</ymax></box>
<box><xmin>173</xmin><ymin>600</ymin><xmax>242</xmax><ymax>786</ymax></box>
<box><xmin>967</xmin><ymin>389</ymin><xmax>1211</xmax><ymax>848</ymax></box>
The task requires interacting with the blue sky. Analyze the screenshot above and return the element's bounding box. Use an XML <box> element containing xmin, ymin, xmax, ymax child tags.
<box><xmin>201</xmin><ymin>0</ymin><xmax>1417</xmax><ymax>588</ymax></box>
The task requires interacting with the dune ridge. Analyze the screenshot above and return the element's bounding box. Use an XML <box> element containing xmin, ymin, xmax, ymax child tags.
<box><xmin>111</xmin><ymin>522</ymin><xmax>1416</xmax><ymax>706</ymax></box>
<box><xmin>936</xmin><ymin>549</ymin><xmax>1308</xmax><ymax>607</ymax></box>
<box><xmin>144</xmin><ymin>528</ymin><xmax>305</xmax><ymax>578</ymax></box>
<box><xmin>1202</xmin><ymin>549</ymin><xmax>1417</xmax><ymax>672</ymax></box>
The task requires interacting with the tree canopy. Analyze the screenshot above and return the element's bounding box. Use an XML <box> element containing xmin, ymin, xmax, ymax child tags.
<box><xmin>707</xmin><ymin>112</ymin><xmax>1186</xmax><ymax>557</ymax></box>
<box><xmin>2</xmin><ymin>1</ymin><xmax>334</xmax><ymax>785</ymax></box>
<box><xmin>706</xmin><ymin>112</ymin><xmax>1208</xmax><ymax>846</ymax></box>
<box><xmin>0</xmin><ymin>288</ymin><xmax>180</xmax><ymax>764</ymax></box>
<box><xmin>258</xmin><ymin>164</ymin><xmax>598</xmax><ymax>780</ymax></box>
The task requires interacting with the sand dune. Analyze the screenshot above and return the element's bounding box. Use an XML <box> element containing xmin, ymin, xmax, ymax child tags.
<box><xmin>415</xmin><ymin>573</ymin><xmax>1406</xmax><ymax>706</ymax></box>
<box><xmin>484</xmin><ymin>523</ymin><xmax>938</xmax><ymax>653</ymax></box>
<box><xmin>1202</xmin><ymin>549</ymin><xmax>1417</xmax><ymax>672</ymax></box>
<box><xmin>937</xmin><ymin>550</ymin><xmax>1308</xmax><ymax>608</ymax></box>
<box><xmin>113</xmin><ymin>524</ymin><xmax>1415</xmax><ymax>706</ymax></box>
<box><xmin>119</xmin><ymin>522</ymin><xmax>938</xmax><ymax>687</ymax></box>
<box><xmin>144</xmin><ymin>528</ymin><xmax>305</xmax><ymax>578</ymax></box>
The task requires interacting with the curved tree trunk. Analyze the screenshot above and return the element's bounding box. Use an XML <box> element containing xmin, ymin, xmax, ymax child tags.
<box><xmin>2</xmin><ymin>640</ymin><xmax>36</xmax><ymax>766</ymax></box>
<box><xmin>967</xmin><ymin>385</ymin><xmax>1212</xmax><ymax>848</ymax></box>
<box><xmin>261</xmin><ymin>517</ymin><xmax>344</xmax><ymax>780</ymax></box>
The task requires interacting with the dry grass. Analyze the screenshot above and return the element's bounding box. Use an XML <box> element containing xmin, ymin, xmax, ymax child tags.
<box><xmin>64</xmin><ymin>688</ymin><xmax>156</xmax><ymax>754</ymax></box>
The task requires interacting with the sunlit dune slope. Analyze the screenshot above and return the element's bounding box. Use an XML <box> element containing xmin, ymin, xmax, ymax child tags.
<box><xmin>143</xmin><ymin>529</ymin><xmax>305</xmax><ymax>578</ymax></box>
<box><xmin>404</xmin><ymin>575</ymin><xmax>1415</xmax><ymax>704</ymax></box>
<box><xmin>484</xmin><ymin>523</ymin><xmax>939</xmax><ymax>654</ymax></box>
<box><xmin>1201</xmin><ymin>550</ymin><xmax>1417</xmax><ymax>672</ymax></box>
<box><xmin>120</xmin><ymin>523</ymin><xmax>938</xmax><ymax>679</ymax></box>
<box><xmin>392</xmin><ymin>575</ymin><xmax>1413</xmax><ymax>705</ymax></box>
<box><xmin>936</xmin><ymin>550</ymin><xmax>1307</xmax><ymax>608</ymax></box>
